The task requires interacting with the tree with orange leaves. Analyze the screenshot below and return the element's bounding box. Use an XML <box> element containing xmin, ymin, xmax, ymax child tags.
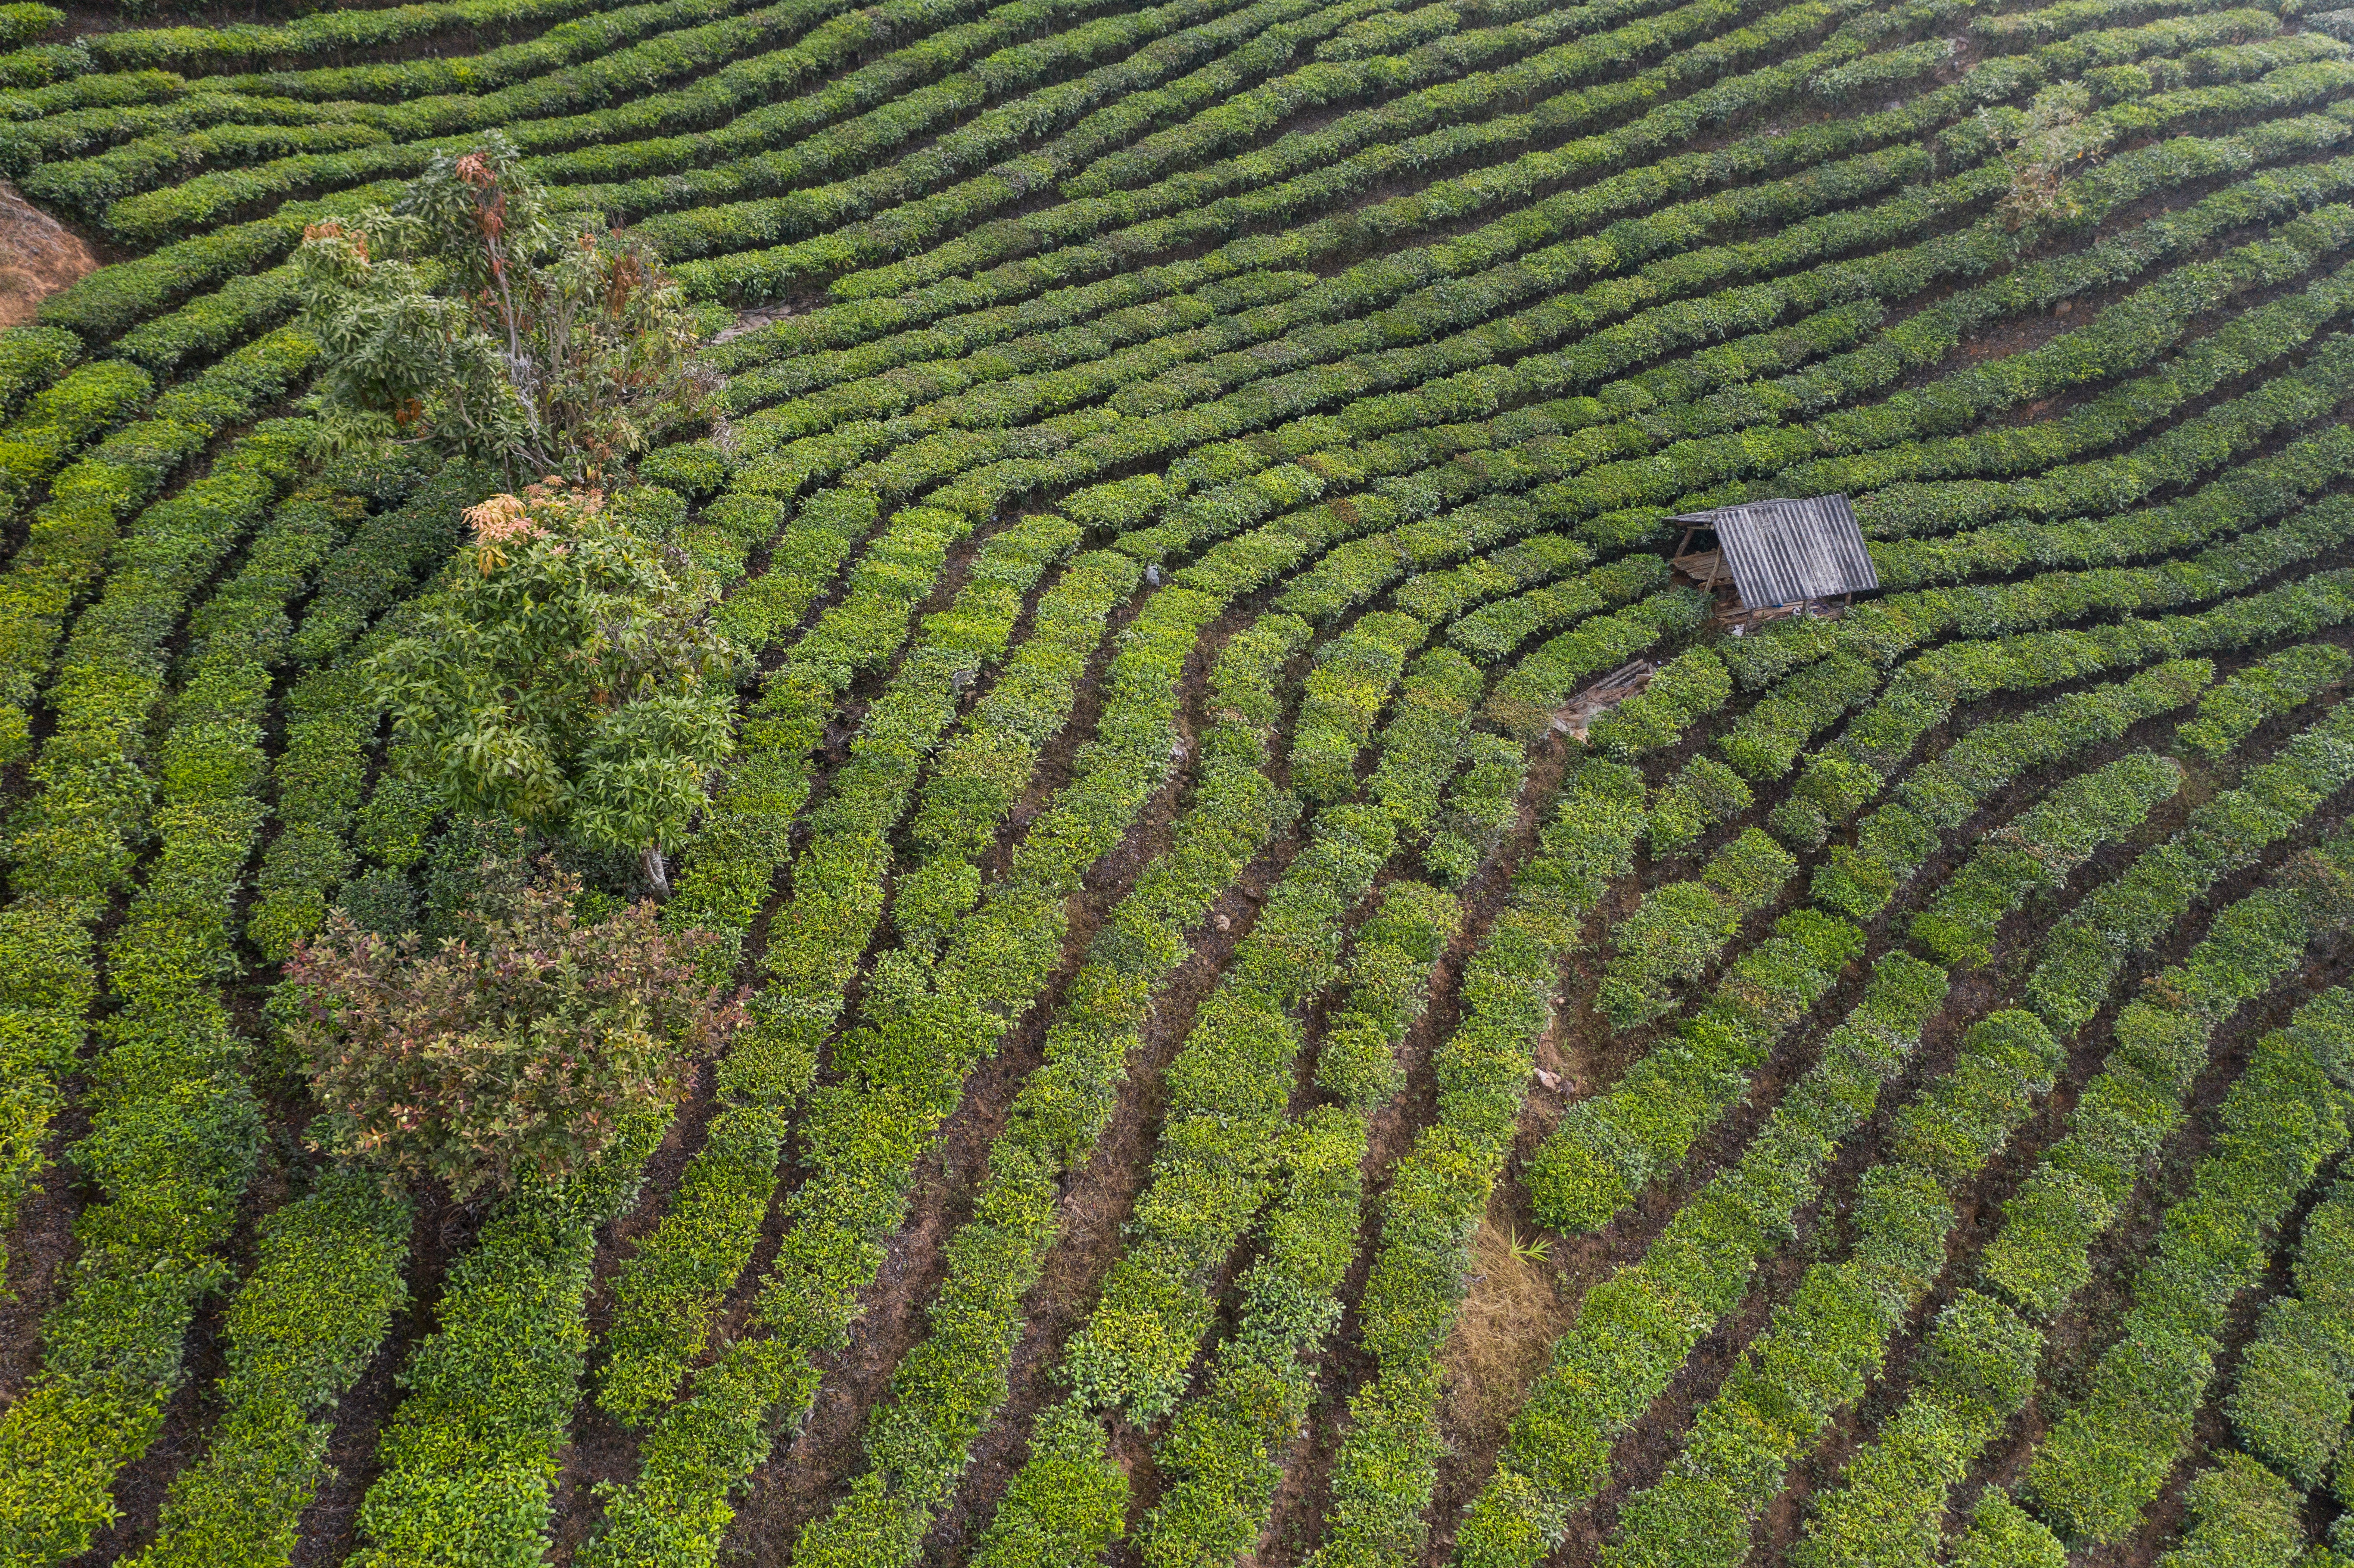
<box><xmin>296</xmin><ymin>133</ymin><xmax>707</xmax><ymax>487</ymax></box>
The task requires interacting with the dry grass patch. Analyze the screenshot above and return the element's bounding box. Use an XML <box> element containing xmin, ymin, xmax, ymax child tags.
<box><xmin>1439</xmin><ymin>1215</ymin><xmax>1575</xmax><ymax>1454</ymax></box>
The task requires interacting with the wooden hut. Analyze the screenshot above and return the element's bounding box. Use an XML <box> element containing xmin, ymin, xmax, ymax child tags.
<box><xmin>1669</xmin><ymin>494</ymin><xmax>1879</xmax><ymax>630</ymax></box>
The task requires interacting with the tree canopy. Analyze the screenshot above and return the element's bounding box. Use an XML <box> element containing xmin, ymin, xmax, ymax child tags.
<box><xmin>366</xmin><ymin>478</ymin><xmax>735</xmax><ymax>893</ymax></box>
<box><xmin>288</xmin><ymin>861</ymin><xmax>741</xmax><ymax>1199</ymax></box>
<box><xmin>295</xmin><ymin>133</ymin><xmax>707</xmax><ymax>487</ymax></box>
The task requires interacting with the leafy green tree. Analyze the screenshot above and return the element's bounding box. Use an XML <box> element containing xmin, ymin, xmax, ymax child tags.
<box><xmin>287</xmin><ymin>861</ymin><xmax>743</xmax><ymax>1199</ymax></box>
<box><xmin>295</xmin><ymin>132</ymin><xmax>706</xmax><ymax>486</ymax></box>
<box><xmin>367</xmin><ymin>479</ymin><xmax>735</xmax><ymax>895</ymax></box>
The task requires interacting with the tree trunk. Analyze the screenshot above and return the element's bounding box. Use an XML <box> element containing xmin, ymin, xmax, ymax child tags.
<box><xmin>643</xmin><ymin>842</ymin><xmax>671</xmax><ymax>899</ymax></box>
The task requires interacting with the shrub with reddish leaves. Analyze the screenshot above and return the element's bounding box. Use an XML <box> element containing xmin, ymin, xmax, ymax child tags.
<box><xmin>287</xmin><ymin>861</ymin><xmax>741</xmax><ymax>1198</ymax></box>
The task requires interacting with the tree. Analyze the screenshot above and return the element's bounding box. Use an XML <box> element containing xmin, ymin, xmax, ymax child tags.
<box><xmin>286</xmin><ymin>861</ymin><xmax>742</xmax><ymax>1199</ymax></box>
<box><xmin>366</xmin><ymin>477</ymin><xmax>735</xmax><ymax>894</ymax></box>
<box><xmin>1989</xmin><ymin>83</ymin><xmax>2115</xmax><ymax>230</ymax></box>
<box><xmin>295</xmin><ymin>132</ymin><xmax>707</xmax><ymax>487</ymax></box>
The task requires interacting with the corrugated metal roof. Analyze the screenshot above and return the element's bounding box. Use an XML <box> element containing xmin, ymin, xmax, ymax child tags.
<box><xmin>1670</xmin><ymin>495</ymin><xmax>1878</xmax><ymax>608</ymax></box>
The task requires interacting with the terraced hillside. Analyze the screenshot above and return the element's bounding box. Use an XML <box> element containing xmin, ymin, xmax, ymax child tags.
<box><xmin>1</xmin><ymin>0</ymin><xmax>2354</xmax><ymax>1562</ymax></box>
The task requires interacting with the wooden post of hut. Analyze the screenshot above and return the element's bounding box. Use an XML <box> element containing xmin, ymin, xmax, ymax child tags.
<box><xmin>1669</xmin><ymin>494</ymin><xmax>1879</xmax><ymax>632</ymax></box>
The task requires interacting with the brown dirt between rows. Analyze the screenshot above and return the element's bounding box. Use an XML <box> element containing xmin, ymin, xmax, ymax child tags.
<box><xmin>915</xmin><ymin>600</ymin><xmax>1317</xmax><ymax>1568</ymax></box>
<box><xmin>1517</xmin><ymin>861</ymin><xmax>2126</xmax><ymax>1568</ymax></box>
<box><xmin>1196</xmin><ymin>604</ymin><xmax>2351</xmax><ymax>1563</ymax></box>
<box><xmin>1261</xmin><ymin>725</ymin><xmax>1595</xmax><ymax>1565</ymax></box>
<box><xmin>716</xmin><ymin>527</ymin><xmax>2354</xmax><ymax>1554</ymax></box>
<box><xmin>287</xmin><ymin>1183</ymin><xmax>480</xmax><ymax>1568</ymax></box>
<box><xmin>1756</xmin><ymin>673</ymin><xmax>2354</xmax><ymax>1565</ymax></box>
<box><xmin>1475</xmin><ymin>936</ymin><xmax>2011</xmax><ymax>1568</ymax></box>
<box><xmin>544</xmin><ymin>516</ymin><xmax>1034</xmax><ymax>1558</ymax></box>
<box><xmin>1117</xmin><ymin>655</ymin><xmax>1751</xmax><ymax>1547</ymax></box>
<box><xmin>66</xmin><ymin>442</ymin><xmax>2340</xmax><ymax>1568</ymax></box>
<box><xmin>971</xmin><ymin>565</ymin><xmax>1157</xmax><ymax>893</ymax></box>
<box><xmin>64</xmin><ymin>1114</ymin><xmax>301</xmax><ymax>1568</ymax></box>
<box><xmin>544</xmin><ymin>1057</ymin><xmax>732</xmax><ymax>1563</ymax></box>
<box><xmin>1945</xmin><ymin>916</ymin><xmax>2354</xmax><ymax>1562</ymax></box>
<box><xmin>725</xmin><ymin>829</ymin><xmax>1191</xmax><ymax>1559</ymax></box>
<box><xmin>691</xmin><ymin>582</ymin><xmax>1268</xmax><ymax>1565</ymax></box>
<box><xmin>25</xmin><ymin>64</ymin><xmax>2345</xmax><ymax>1562</ymax></box>
<box><xmin>1408</xmin><ymin>650</ymin><xmax>2317</xmax><ymax>1562</ymax></box>
<box><xmin>1106</xmin><ymin>649</ymin><xmax>1482</xmax><ymax>1563</ymax></box>
<box><xmin>1270</xmin><ymin>722</ymin><xmax>1824</xmax><ymax>1560</ymax></box>
<box><xmin>0</xmin><ymin>1096</ymin><xmax>87</xmax><ymax>1407</ymax></box>
<box><xmin>0</xmin><ymin>432</ymin><xmax>433</xmax><ymax>1554</ymax></box>
<box><xmin>1753</xmin><ymin>859</ymin><xmax>2342</xmax><ymax>1565</ymax></box>
<box><xmin>113</xmin><ymin>500</ymin><xmax>1010</xmax><ymax>1568</ymax></box>
<box><xmin>1512</xmin><ymin>679</ymin><xmax>2354</xmax><ymax>1565</ymax></box>
<box><xmin>1108</xmin><ymin>700</ymin><xmax>1594</xmax><ymax>1562</ymax></box>
<box><xmin>1411</xmin><ymin>712</ymin><xmax>1950</xmax><ymax>1533</ymax></box>
<box><xmin>1023</xmin><ymin>830</ymin><xmax>1306</xmax><ymax>1567</ymax></box>
<box><xmin>2101</xmin><ymin>1149</ymin><xmax>2351</xmax><ymax>1568</ymax></box>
